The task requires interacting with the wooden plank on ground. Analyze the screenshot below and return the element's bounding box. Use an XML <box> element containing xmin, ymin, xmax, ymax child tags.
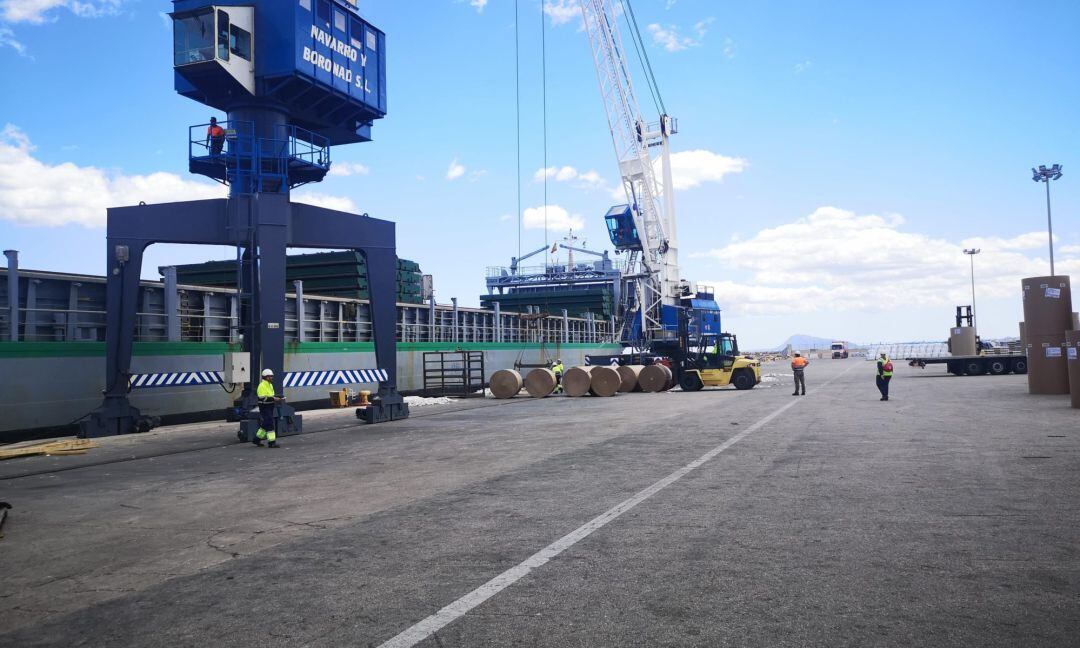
<box><xmin>0</xmin><ymin>439</ymin><xmax>98</xmax><ymax>461</ymax></box>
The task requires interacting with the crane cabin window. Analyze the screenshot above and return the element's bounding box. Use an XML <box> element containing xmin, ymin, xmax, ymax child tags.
<box><xmin>349</xmin><ymin>17</ymin><xmax>363</xmax><ymax>50</ymax></box>
<box><xmin>334</xmin><ymin>9</ymin><xmax>346</xmax><ymax>33</ymax></box>
<box><xmin>316</xmin><ymin>0</ymin><xmax>330</xmax><ymax>25</ymax></box>
<box><xmin>298</xmin><ymin>0</ymin><xmax>311</xmax><ymax>10</ymax></box>
<box><xmin>216</xmin><ymin>10</ymin><xmax>230</xmax><ymax>61</ymax></box>
<box><xmin>173</xmin><ymin>9</ymin><xmax>215</xmax><ymax>65</ymax></box>
<box><xmin>230</xmin><ymin>24</ymin><xmax>251</xmax><ymax>61</ymax></box>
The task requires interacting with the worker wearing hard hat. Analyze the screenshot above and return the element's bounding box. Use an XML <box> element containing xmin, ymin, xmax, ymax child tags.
<box><xmin>254</xmin><ymin>368</ymin><xmax>281</xmax><ymax>447</ymax></box>
<box><xmin>790</xmin><ymin>352</ymin><xmax>809</xmax><ymax>396</ymax></box>
<box><xmin>876</xmin><ymin>353</ymin><xmax>893</xmax><ymax>401</ymax></box>
<box><xmin>552</xmin><ymin>359</ymin><xmax>565</xmax><ymax>394</ymax></box>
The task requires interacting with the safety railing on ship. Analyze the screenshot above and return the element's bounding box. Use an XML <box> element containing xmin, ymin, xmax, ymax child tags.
<box><xmin>5</xmin><ymin>305</ymin><xmax>614</xmax><ymax>346</ymax></box>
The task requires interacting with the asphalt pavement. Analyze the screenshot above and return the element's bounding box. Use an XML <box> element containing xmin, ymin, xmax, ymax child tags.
<box><xmin>0</xmin><ymin>359</ymin><xmax>1077</xmax><ymax>647</ymax></box>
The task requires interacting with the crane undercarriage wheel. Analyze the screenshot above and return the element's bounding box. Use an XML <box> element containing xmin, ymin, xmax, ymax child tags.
<box><xmin>679</xmin><ymin>371</ymin><xmax>704</xmax><ymax>392</ymax></box>
<box><xmin>732</xmin><ymin>370</ymin><xmax>755</xmax><ymax>391</ymax></box>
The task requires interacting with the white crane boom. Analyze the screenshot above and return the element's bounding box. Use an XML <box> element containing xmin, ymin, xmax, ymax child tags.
<box><xmin>578</xmin><ymin>0</ymin><xmax>681</xmax><ymax>340</ymax></box>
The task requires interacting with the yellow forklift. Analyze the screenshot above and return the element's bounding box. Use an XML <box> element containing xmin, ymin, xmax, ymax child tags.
<box><xmin>651</xmin><ymin>311</ymin><xmax>762</xmax><ymax>391</ymax></box>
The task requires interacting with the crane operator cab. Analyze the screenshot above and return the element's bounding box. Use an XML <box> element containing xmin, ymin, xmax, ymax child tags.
<box><xmin>604</xmin><ymin>204</ymin><xmax>642</xmax><ymax>251</ymax></box>
<box><xmin>173</xmin><ymin>6</ymin><xmax>255</xmax><ymax>95</ymax></box>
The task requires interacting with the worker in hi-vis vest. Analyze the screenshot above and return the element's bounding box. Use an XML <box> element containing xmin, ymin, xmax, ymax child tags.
<box><xmin>254</xmin><ymin>368</ymin><xmax>282</xmax><ymax>447</ymax></box>
<box><xmin>206</xmin><ymin>116</ymin><xmax>226</xmax><ymax>155</ymax></box>
<box><xmin>790</xmin><ymin>353</ymin><xmax>809</xmax><ymax>396</ymax></box>
<box><xmin>552</xmin><ymin>359</ymin><xmax>565</xmax><ymax>394</ymax></box>
<box><xmin>876</xmin><ymin>353</ymin><xmax>893</xmax><ymax>401</ymax></box>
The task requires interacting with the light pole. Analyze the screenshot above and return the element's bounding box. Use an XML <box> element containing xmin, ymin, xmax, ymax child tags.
<box><xmin>1031</xmin><ymin>164</ymin><xmax>1063</xmax><ymax>276</ymax></box>
<box><xmin>963</xmin><ymin>248</ymin><xmax>980</xmax><ymax>330</ymax></box>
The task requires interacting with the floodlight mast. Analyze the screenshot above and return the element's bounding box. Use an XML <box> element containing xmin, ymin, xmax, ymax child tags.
<box><xmin>963</xmin><ymin>248</ymin><xmax>980</xmax><ymax>330</ymax></box>
<box><xmin>1031</xmin><ymin>163</ymin><xmax>1063</xmax><ymax>276</ymax></box>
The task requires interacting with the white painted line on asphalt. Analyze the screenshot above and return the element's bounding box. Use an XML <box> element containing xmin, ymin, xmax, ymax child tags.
<box><xmin>376</xmin><ymin>364</ymin><xmax>857</xmax><ymax>648</ymax></box>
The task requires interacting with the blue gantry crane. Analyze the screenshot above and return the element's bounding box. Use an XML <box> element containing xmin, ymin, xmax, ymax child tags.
<box><xmin>78</xmin><ymin>0</ymin><xmax>408</xmax><ymax>438</ymax></box>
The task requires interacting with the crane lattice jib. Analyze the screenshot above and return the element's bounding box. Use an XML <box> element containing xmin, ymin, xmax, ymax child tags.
<box><xmin>578</xmin><ymin>0</ymin><xmax>680</xmax><ymax>338</ymax></box>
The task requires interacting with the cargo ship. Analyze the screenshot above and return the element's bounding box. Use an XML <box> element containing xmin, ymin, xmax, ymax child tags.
<box><xmin>0</xmin><ymin>251</ymin><xmax>620</xmax><ymax>438</ymax></box>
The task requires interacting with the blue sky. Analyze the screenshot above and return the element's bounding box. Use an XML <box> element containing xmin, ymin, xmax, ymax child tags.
<box><xmin>0</xmin><ymin>0</ymin><xmax>1077</xmax><ymax>348</ymax></box>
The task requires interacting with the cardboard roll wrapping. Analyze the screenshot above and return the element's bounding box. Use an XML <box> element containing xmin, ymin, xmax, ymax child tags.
<box><xmin>1026</xmin><ymin>335</ymin><xmax>1069</xmax><ymax>395</ymax></box>
<box><xmin>489</xmin><ymin>369</ymin><xmax>523</xmax><ymax>399</ymax></box>
<box><xmin>588</xmin><ymin>366</ymin><xmax>622</xmax><ymax>397</ymax></box>
<box><xmin>949</xmin><ymin>326</ymin><xmax>978</xmax><ymax>357</ymax></box>
<box><xmin>562</xmin><ymin>366</ymin><xmax>594</xmax><ymax>397</ymax></box>
<box><xmin>638</xmin><ymin>364</ymin><xmax>674</xmax><ymax>393</ymax></box>
<box><xmin>616</xmin><ymin>365</ymin><xmax>645</xmax><ymax>392</ymax></box>
<box><xmin>1067</xmin><ymin>331</ymin><xmax>1080</xmax><ymax>409</ymax></box>
<box><xmin>524</xmin><ymin>368</ymin><xmax>557</xmax><ymax>398</ymax></box>
<box><xmin>1021</xmin><ymin>276</ymin><xmax>1073</xmax><ymax>337</ymax></box>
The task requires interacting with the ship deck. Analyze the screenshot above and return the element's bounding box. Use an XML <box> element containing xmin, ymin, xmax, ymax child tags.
<box><xmin>1</xmin><ymin>360</ymin><xmax>1077</xmax><ymax>647</ymax></box>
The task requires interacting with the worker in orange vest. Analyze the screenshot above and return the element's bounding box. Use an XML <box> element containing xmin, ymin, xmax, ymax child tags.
<box><xmin>791</xmin><ymin>352</ymin><xmax>809</xmax><ymax>396</ymax></box>
<box><xmin>206</xmin><ymin>117</ymin><xmax>226</xmax><ymax>155</ymax></box>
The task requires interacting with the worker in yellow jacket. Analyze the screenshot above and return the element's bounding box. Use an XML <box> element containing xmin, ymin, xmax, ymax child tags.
<box><xmin>254</xmin><ymin>368</ymin><xmax>281</xmax><ymax>448</ymax></box>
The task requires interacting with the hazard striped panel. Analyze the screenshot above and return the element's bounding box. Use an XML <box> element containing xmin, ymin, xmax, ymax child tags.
<box><xmin>282</xmin><ymin>369</ymin><xmax>388</xmax><ymax>388</ymax></box>
<box><xmin>129</xmin><ymin>372</ymin><xmax>224</xmax><ymax>389</ymax></box>
<box><xmin>129</xmin><ymin>369</ymin><xmax>388</xmax><ymax>390</ymax></box>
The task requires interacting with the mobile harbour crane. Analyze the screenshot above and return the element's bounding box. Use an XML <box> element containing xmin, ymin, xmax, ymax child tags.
<box><xmin>577</xmin><ymin>0</ymin><xmax>760</xmax><ymax>389</ymax></box>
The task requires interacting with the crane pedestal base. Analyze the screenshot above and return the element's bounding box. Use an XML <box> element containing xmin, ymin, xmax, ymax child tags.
<box><xmin>356</xmin><ymin>392</ymin><xmax>409</xmax><ymax>423</ymax></box>
<box><xmin>236</xmin><ymin>403</ymin><xmax>303</xmax><ymax>443</ymax></box>
<box><xmin>78</xmin><ymin>399</ymin><xmax>161</xmax><ymax>438</ymax></box>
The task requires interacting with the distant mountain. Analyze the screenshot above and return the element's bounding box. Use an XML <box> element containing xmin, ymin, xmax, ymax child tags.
<box><xmin>772</xmin><ymin>334</ymin><xmax>838</xmax><ymax>352</ymax></box>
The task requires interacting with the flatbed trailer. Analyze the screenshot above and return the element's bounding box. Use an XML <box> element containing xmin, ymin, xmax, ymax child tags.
<box><xmin>908</xmin><ymin>354</ymin><xmax>1027</xmax><ymax>376</ymax></box>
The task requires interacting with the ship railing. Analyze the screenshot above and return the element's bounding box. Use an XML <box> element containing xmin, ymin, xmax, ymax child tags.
<box><xmin>5</xmin><ymin>305</ymin><xmax>615</xmax><ymax>345</ymax></box>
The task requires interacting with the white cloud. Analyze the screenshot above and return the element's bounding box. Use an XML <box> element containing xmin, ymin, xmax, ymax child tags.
<box><xmin>543</xmin><ymin>0</ymin><xmax>580</xmax><ymax>26</ymax></box>
<box><xmin>693</xmin><ymin>17</ymin><xmax>715</xmax><ymax>39</ymax></box>
<box><xmin>722</xmin><ymin>37</ymin><xmax>736</xmax><ymax>59</ymax></box>
<box><xmin>456</xmin><ymin>0</ymin><xmax>486</xmax><ymax>12</ymax></box>
<box><xmin>0</xmin><ymin>125</ymin><xmax>358</xmax><ymax>227</ymax></box>
<box><xmin>1</xmin><ymin>0</ymin><xmax>123</xmax><ymax>24</ymax></box>
<box><xmin>328</xmin><ymin>161</ymin><xmax>370</xmax><ymax>177</ymax></box>
<box><xmin>533</xmin><ymin>165</ymin><xmax>607</xmax><ymax>189</ymax></box>
<box><xmin>446</xmin><ymin>158</ymin><xmax>466</xmax><ymax>181</ymax></box>
<box><xmin>794</xmin><ymin>60</ymin><xmax>813</xmax><ymax>74</ymax></box>
<box><xmin>0</xmin><ymin>124</ymin><xmax>225</xmax><ymax>227</ymax></box>
<box><xmin>665</xmin><ymin>150</ymin><xmax>748</xmax><ymax>190</ymax></box>
<box><xmin>535</xmin><ymin>152</ymin><xmax>745</xmax><ymax>200</ymax></box>
<box><xmin>291</xmin><ymin>192</ymin><xmax>359</xmax><ymax>213</ymax></box>
<box><xmin>523</xmin><ymin>205</ymin><xmax>584</xmax><ymax>232</ymax></box>
<box><xmin>961</xmin><ymin>232</ymin><xmax>1048</xmax><ymax>251</ymax></box>
<box><xmin>0</xmin><ymin>25</ymin><xmax>26</xmax><ymax>55</ymax></box>
<box><xmin>699</xmin><ymin>206</ymin><xmax>1070</xmax><ymax>316</ymax></box>
<box><xmin>647</xmin><ymin>23</ymin><xmax>698</xmax><ymax>52</ymax></box>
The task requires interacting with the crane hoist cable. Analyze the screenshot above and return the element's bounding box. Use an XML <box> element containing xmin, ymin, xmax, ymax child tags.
<box><xmin>619</xmin><ymin>0</ymin><xmax>666</xmax><ymax>116</ymax></box>
<box><xmin>541</xmin><ymin>0</ymin><xmax>549</xmax><ymax>253</ymax></box>
<box><xmin>515</xmin><ymin>0</ymin><xmax>522</xmax><ymax>262</ymax></box>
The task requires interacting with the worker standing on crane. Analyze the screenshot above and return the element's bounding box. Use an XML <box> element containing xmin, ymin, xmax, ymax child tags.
<box><xmin>876</xmin><ymin>353</ymin><xmax>893</xmax><ymax>401</ymax></box>
<box><xmin>206</xmin><ymin>116</ymin><xmax>226</xmax><ymax>155</ymax></box>
<box><xmin>552</xmin><ymin>358</ymin><xmax>565</xmax><ymax>394</ymax></box>
<box><xmin>254</xmin><ymin>368</ymin><xmax>281</xmax><ymax>448</ymax></box>
<box><xmin>791</xmin><ymin>353</ymin><xmax>808</xmax><ymax>396</ymax></box>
